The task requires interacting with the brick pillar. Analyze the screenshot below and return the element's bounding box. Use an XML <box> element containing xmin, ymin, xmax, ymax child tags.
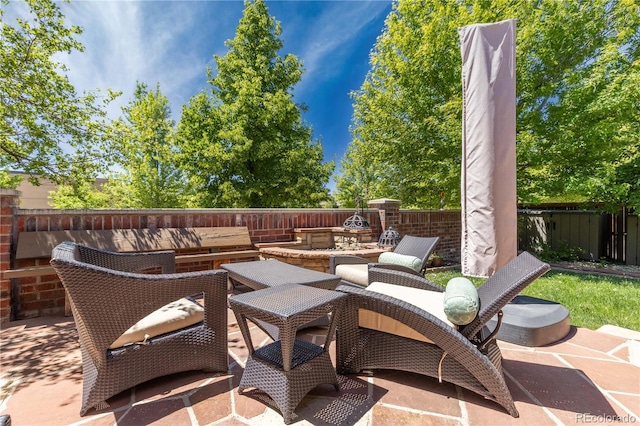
<box><xmin>0</xmin><ymin>189</ymin><xmax>20</xmax><ymax>323</ymax></box>
<box><xmin>368</xmin><ymin>198</ymin><xmax>401</xmax><ymax>235</ymax></box>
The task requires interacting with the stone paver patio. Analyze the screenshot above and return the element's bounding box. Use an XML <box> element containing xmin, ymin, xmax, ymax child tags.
<box><xmin>1</xmin><ymin>287</ymin><xmax>639</xmax><ymax>426</ymax></box>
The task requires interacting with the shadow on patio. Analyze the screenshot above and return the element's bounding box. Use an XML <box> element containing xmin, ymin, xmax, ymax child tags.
<box><xmin>1</xmin><ymin>298</ymin><xmax>638</xmax><ymax>426</ymax></box>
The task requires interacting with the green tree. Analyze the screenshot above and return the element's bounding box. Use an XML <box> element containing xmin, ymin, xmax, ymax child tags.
<box><xmin>0</xmin><ymin>170</ymin><xmax>22</xmax><ymax>188</ymax></box>
<box><xmin>50</xmin><ymin>82</ymin><xmax>186</xmax><ymax>208</ymax></box>
<box><xmin>177</xmin><ymin>0</ymin><xmax>333</xmax><ymax>208</ymax></box>
<box><xmin>340</xmin><ymin>0</ymin><xmax>640</xmax><ymax>212</ymax></box>
<box><xmin>1</xmin><ymin>0</ymin><xmax>118</xmax><ymax>189</ymax></box>
<box><xmin>334</xmin><ymin>138</ymin><xmax>381</xmax><ymax>208</ymax></box>
<box><xmin>49</xmin><ymin>176</ymin><xmax>134</xmax><ymax>208</ymax></box>
<box><xmin>110</xmin><ymin>82</ymin><xmax>186</xmax><ymax>208</ymax></box>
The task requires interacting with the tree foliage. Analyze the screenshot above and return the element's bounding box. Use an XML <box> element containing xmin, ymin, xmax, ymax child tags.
<box><xmin>0</xmin><ymin>170</ymin><xmax>22</xmax><ymax>188</ymax></box>
<box><xmin>109</xmin><ymin>82</ymin><xmax>187</xmax><ymax>208</ymax></box>
<box><xmin>176</xmin><ymin>0</ymin><xmax>333</xmax><ymax>208</ymax></box>
<box><xmin>49</xmin><ymin>177</ymin><xmax>133</xmax><ymax>208</ymax></box>
<box><xmin>51</xmin><ymin>82</ymin><xmax>188</xmax><ymax>208</ymax></box>
<box><xmin>338</xmin><ymin>0</ymin><xmax>640</xmax><ymax>213</ymax></box>
<box><xmin>0</xmin><ymin>0</ymin><xmax>117</xmax><ymax>189</ymax></box>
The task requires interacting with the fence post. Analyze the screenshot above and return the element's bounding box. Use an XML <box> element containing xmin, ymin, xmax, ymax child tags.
<box><xmin>627</xmin><ymin>213</ymin><xmax>639</xmax><ymax>266</ymax></box>
<box><xmin>368</xmin><ymin>198</ymin><xmax>401</xmax><ymax>237</ymax></box>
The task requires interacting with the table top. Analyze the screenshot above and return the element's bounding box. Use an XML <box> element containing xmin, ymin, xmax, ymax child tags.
<box><xmin>228</xmin><ymin>283</ymin><xmax>345</xmax><ymax>319</ymax></box>
<box><xmin>222</xmin><ymin>259</ymin><xmax>341</xmax><ymax>290</ymax></box>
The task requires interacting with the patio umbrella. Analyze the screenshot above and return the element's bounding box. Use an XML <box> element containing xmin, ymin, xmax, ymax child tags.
<box><xmin>459</xmin><ymin>19</ymin><xmax>517</xmax><ymax>277</ymax></box>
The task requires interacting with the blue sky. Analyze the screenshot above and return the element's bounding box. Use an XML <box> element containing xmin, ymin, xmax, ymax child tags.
<box><xmin>7</xmin><ymin>0</ymin><xmax>394</xmax><ymax>188</ymax></box>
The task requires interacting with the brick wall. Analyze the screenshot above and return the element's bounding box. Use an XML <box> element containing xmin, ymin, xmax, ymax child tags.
<box><xmin>397</xmin><ymin>209</ymin><xmax>461</xmax><ymax>259</ymax></box>
<box><xmin>0</xmin><ymin>197</ymin><xmax>461</xmax><ymax>322</ymax></box>
<box><xmin>0</xmin><ymin>190</ymin><xmax>18</xmax><ymax>323</ymax></box>
<box><xmin>368</xmin><ymin>198</ymin><xmax>461</xmax><ymax>259</ymax></box>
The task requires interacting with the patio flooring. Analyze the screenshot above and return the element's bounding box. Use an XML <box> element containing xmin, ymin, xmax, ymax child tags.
<box><xmin>1</xmin><ymin>286</ymin><xmax>639</xmax><ymax>426</ymax></box>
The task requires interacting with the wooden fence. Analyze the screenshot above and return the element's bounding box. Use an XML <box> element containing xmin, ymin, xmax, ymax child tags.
<box><xmin>627</xmin><ymin>214</ymin><xmax>639</xmax><ymax>266</ymax></box>
<box><xmin>519</xmin><ymin>208</ymin><xmax>639</xmax><ymax>266</ymax></box>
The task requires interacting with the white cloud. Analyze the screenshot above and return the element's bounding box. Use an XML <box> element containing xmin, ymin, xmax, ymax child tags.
<box><xmin>278</xmin><ymin>1</ymin><xmax>390</xmax><ymax>95</ymax></box>
<box><xmin>57</xmin><ymin>1</ymin><xmax>243</xmax><ymax>119</ymax></box>
<box><xmin>4</xmin><ymin>0</ymin><xmax>391</xmax><ymax>168</ymax></box>
<box><xmin>6</xmin><ymin>0</ymin><xmax>389</xmax><ymax>118</ymax></box>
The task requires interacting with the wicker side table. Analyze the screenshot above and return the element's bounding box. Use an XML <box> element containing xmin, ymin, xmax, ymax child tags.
<box><xmin>228</xmin><ymin>284</ymin><xmax>346</xmax><ymax>424</ymax></box>
<box><xmin>223</xmin><ymin>259</ymin><xmax>342</xmax><ymax>334</ymax></box>
<box><xmin>222</xmin><ymin>259</ymin><xmax>341</xmax><ymax>291</ymax></box>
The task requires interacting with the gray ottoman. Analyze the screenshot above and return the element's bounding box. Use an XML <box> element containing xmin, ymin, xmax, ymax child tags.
<box><xmin>488</xmin><ymin>295</ymin><xmax>571</xmax><ymax>347</ymax></box>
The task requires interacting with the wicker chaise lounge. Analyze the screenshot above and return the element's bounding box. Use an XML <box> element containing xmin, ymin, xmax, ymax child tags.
<box><xmin>330</xmin><ymin>235</ymin><xmax>440</xmax><ymax>286</ymax></box>
<box><xmin>335</xmin><ymin>251</ymin><xmax>550</xmax><ymax>417</ymax></box>
<box><xmin>50</xmin><ymin>241</ymin><xmax>229</xmax><ymax>416</ymax></box>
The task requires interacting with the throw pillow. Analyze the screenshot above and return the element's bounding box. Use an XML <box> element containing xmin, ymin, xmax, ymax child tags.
<box><xmin>443</xmin><ymin>277</ymin><xmax>479</xmax><ymax>325</ymax></box>
<box><xmin>378</xmin><ymin>251</ymin><xmax>423</xmax><ymax>273</ymax></box>
<box><xmin>109</xmin><ymin>297</ymin><xmax>204</xmax><ymax>349</ymax></box>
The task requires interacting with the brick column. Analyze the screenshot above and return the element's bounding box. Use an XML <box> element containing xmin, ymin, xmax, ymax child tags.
<box><xmin>368</xmin><ymin>198</ymin><xmax>401</xmax><ymax>234</ymax></box>
<box><xmin>0</xmin><ymin>189</ymin><xmax>20</xmax><ymax>323</ymax></box>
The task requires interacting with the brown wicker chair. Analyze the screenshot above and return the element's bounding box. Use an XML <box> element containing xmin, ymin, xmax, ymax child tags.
<box><xmin>50</xmin><ymin>241</ymin><xmax>229</xmax><ymax>416</ymax></box>
<box><xmin>335</xmin><ymin>251</ymin><xmax>550</xmax><ymax>417</ymax></box>
<box><xmin>330</xmin><ymin>235</ymin><xmax>440</xmax><ymax>286</ymax></box>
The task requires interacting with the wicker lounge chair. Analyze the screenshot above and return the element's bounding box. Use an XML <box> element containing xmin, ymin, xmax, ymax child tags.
<box><xmin>335</xmin><ymin>251</ymin><xmax>550</xmax><ymax>417</ymax></box>
<box><xmin>330</xmin><ymin>235</ymin><xmax>440</xmax><ymax>286</ymax></box>
<box><xmin>50</xmin><ymin>241</ymin><xmax>229</xmax><ymax>416</ymax></box>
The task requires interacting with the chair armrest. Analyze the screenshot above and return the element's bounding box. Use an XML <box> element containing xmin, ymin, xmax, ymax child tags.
<box><xmin>329</xmin><ymin>254</ymin><xmax>370</xmax><ymax>274</ymax></box>
<box><xmin>78</xmin><ymin>244</ymin><xmax>176</xmax><ymax>273</ymax></box>
<box><xmin>368</xmin><ymin>267</ymin><xmax>443</xmax><ymax>292</ymax></box>
<box><xmin>369</xmin><ymin>262</ymin><xmax>423</xmax><ymax>276</ymax></box>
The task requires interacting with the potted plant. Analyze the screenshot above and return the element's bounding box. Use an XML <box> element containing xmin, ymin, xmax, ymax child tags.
<box><xmin>429</xmin><ymin>253</ymin><xmax>444</xmax><ymax>267</ymax></box>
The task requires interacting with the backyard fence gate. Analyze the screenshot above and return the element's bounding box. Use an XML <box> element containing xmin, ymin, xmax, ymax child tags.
<box><xmin>518</xmin><ymin>206</ymin><xmax>638</xmax><ymax>266</ymax></box>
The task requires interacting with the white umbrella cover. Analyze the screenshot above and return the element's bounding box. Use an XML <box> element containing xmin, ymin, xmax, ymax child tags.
<box><xmin>459</xmin><ymin>19</ymin><xmax>517</xmax><ymax>277</ymax></box>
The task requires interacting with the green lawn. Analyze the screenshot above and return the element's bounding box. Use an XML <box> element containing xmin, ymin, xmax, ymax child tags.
<box><xmin>424</xmin><ymin>269</ymin><xmax>640</xmax><ymax>332</ymax></box>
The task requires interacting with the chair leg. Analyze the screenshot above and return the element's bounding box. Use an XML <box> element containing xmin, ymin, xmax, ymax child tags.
<box><xmin>478</xmin><ymin>311</ymin><xmax>504</xmax><ymax>352</ymax></box>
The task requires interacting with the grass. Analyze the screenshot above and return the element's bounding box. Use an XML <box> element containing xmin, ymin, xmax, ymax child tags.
<box><xmin>424</xmin><ymin>269</ymin><xmax>640</xmax><ymax>332</ymax></box>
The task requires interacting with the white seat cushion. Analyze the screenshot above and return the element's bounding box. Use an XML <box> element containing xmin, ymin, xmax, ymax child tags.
<box><xmin>110</xmin><ymin>297</ymin><xmax>204</xmax><ymax>349</ymax></box>
<box><xmin>359</xmin><ymin>282</ymin><xmax>456</xmax><ymax>343</ymax></box>
<box><xmin>335</xmin><ymin>263</ymin><xmax>369</xmax><ymax>286</ymax></box>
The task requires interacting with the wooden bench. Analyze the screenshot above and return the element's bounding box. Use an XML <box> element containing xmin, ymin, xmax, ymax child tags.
<box><xmin>4</xmin><ymin>227</ymin><xmax>261</xmax><ymax>315</ymax></box>
<box><xmin>5</xmin><ymin>226</ymin><xmax>260</xmax><ymax>280</ymax></box>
